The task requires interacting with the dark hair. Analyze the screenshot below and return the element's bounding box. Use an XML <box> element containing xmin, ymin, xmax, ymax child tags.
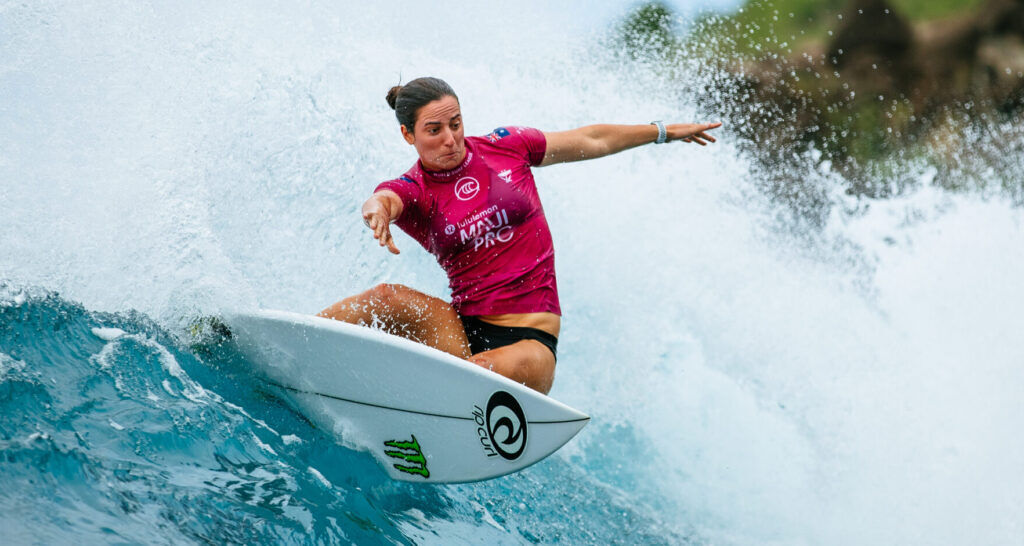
<box><xmin>386</xmin><ymin>77</ymin><xmax>459</xmax><ymax>132</ymax></box>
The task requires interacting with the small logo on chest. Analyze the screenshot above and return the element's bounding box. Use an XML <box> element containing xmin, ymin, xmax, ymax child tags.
<box><xmin>498</xmin><ymin>169</ymin><xmax>513</xmax><ymax>184</ymax></box>
<box><xmin>455</xmin><ymin>177</ymin><xmax>480</xmax><ymax>201</ymax></box>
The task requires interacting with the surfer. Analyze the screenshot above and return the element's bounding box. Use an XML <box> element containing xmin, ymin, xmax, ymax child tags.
<box><xmin>320</xmin><ymin>77</ymin><xmax>720</xmax><ymax>394</ymax></box>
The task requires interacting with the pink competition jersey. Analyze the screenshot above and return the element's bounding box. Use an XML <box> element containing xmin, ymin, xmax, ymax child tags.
<box><xmin>374</xmin><ymin>126</ymin><xmax>560</xmax><ymax>316</ymax></box>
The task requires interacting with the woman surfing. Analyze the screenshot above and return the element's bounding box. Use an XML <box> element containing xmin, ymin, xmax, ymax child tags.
<box><xmin>319</xmin><ymin>77</ymin><xmax>720</xmax><ymax>394</ymax></box>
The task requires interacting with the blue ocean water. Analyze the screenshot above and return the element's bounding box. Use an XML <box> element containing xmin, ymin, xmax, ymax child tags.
<box><xmin>3</xmin><ymin>1</ymin><xmax>1024</xmax><ymax>544</ymax></box>
<box><xmin>0</xmin><ymin>291</ymin><xmax>688</xmax><ymax>544</ymax></box>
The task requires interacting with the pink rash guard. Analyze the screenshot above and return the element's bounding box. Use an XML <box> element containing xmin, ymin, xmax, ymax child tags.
<box><xmin>374</xmin><ymin>126</ymin><xmax>560</xmax><ymax>316</ymax></box>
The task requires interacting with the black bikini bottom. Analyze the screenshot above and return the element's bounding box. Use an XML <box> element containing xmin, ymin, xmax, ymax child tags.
<box><xmin>459</xmin><ymin>315</ymin><xmax>558</xmax><ymax>360</ymax></box>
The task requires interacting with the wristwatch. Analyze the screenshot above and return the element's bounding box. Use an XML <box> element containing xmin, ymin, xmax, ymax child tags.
<box><xmin>651</xmin><ymin>121</ymin><xmax>667</xmax><ymax>144</ymax></box>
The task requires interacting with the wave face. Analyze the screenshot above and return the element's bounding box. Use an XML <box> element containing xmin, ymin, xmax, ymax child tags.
<box><xmin>1</xmin><ymin>294</ymin><xmax>675</xmax><ymax>544</ymax></box>
<box><xmin>3</xmin><ymin>1</ymin><xmax>1024</xmax><ymax>544</ymax></box>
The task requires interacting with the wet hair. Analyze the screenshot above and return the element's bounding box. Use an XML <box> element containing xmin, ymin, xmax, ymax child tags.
<box><xmin>386</xmin><ymin>77</ymin><xmax>459</xmax><ymax>132</ymax></box>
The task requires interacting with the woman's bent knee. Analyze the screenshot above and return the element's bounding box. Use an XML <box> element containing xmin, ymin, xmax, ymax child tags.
<box><xmin>469</xmin><ymin>342</ymin><xmax>555</xmax><ymax>394</ymax></box>
<box><xmin>367</xmin><ymin>283</ymin><xmax>410</xmax><ymax>303</ymax></box>
<box><xmin>319</xmin><ymin>283</ymin><xmax>411</xmax><ymax>322</ymax></box>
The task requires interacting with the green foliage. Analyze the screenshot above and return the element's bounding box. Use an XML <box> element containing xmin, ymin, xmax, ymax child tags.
<box><xmin>722</xmin><ymin>0</ymin><xmax>845</xmax><ymax>53</ymax></box>
<box><xmin>615</xmin><ymin>2</ymin><xmax>680</xmax><ymax>60</ymax></box>
<box><xmin>708</xmin><ymin>0</ymin><xmax>987</xmax><ymax>55</ymax></box>
<box><xmin>613</xmin><ymin>0</ymin><xmax>1023</xmax><ymax>208</ymax></box>
<box><xmin>888</xmin><ymin>0</ymin><xmax>987</xmax><ymax>21</ymax></box>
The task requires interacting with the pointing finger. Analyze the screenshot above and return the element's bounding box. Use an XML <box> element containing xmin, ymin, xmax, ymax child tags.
<box><xmin>382</xmin><ymin>226</ymin><xmax>400</xmax><ymax>254</ymax></box>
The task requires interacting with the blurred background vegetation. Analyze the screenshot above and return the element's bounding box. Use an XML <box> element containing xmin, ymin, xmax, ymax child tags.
<box><xmin>610</xmin><ymin>0</ymin><xmax>1024</xmax><ymax>222</ymax></box>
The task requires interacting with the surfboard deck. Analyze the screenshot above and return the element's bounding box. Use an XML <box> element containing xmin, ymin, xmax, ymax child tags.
<box><xmin>225</xmin><ymin>309</ymin><xmax>589</xmax><ymax>483</ymax></box>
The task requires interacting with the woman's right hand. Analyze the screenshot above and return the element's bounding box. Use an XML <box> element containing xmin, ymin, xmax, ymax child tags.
<box><xmin>362</xmin><ymin>192</ymin><xmax>403</xmax><ymax>255</ymax></box>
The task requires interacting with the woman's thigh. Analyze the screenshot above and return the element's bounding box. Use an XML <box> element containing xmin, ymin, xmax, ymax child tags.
<box><xmin>469</xmin><ymin>340</ymin><xmax>556</xmax><ymax>394</ymax></box>
<box><xmin>319</xmin><ymin>283</ymin><xmax>471</xmax><ymax>358</ymax></box>
<box><xmin>321</xmin><ymin>284</ymin><xmax>556</xmax><ymax>392</ymax></box>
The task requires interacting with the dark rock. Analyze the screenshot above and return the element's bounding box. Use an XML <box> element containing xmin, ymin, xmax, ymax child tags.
<box><xmin>976</xmin><ymin>0</ymin><xmax>1024</xmax><ymax>35</ymax></box>
<box><xmin>828</xmin><ymin>0</ymin><xmax>913</xmax><ymax>66</ymax></box>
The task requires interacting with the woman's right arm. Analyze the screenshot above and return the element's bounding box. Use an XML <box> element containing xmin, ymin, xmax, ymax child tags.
<box><xmin>362</xmin><ymin>190</ymin><xmax>404</xmax><ymax>254</ymax></box>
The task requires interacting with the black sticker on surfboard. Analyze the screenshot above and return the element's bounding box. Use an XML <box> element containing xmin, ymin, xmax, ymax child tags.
<box><xmin>483</xmin><ymin>391</ymin><xmax>527</xmax><ymax>461</ymax></box>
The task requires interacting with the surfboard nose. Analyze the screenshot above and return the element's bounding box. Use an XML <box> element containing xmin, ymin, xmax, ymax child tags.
<box><xmin>522</xmin><ymin>406</ymin><xmax>589</xmax><ymax>466</ymax></box>
<box><xmin>553</xmin><ymin>407</ymin><xmax>590</xmax><ymax>440</ymax></box>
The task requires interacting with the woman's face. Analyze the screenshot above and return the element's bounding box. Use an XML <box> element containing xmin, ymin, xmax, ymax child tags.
<box><xmin>401</xmin><ymin>95</ymin><xmax>465</xmax><ymax>171</ymax></box>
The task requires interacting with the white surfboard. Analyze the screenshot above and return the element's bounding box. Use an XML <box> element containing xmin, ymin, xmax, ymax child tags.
<box><xmin>225</xmin><ymin>309</ymin><xmax>589</xmax><ymax>483</ymax></box>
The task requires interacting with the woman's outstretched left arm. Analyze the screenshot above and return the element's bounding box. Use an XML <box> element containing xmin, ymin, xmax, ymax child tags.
<box><xmin>540</xmin><ymin>122</ymin><xmax>722</xmax><ymax>167</ymax></box>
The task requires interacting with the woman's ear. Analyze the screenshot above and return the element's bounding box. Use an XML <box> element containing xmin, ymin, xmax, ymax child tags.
<box><xmin>401</xmin><ymin>125</ymin><xmax>415</xmax><ymax>145</ymax></box>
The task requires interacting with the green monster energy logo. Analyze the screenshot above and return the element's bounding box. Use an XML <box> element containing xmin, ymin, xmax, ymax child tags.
<box><xmin>383</xmin><ymin>435</ymin><xmax>430</xmax><ymax>478</ymax></box>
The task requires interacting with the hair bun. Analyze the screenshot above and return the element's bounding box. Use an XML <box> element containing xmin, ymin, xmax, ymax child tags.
<box><xmin>386</xmin><ymin>85</ymin><xmax>402</xmax><ymax>110</ymax></box>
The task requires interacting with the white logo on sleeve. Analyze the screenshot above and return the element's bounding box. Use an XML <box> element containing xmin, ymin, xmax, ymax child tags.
<box><xmin>454</xmin><ymin>177</ymin><xmax>480</xmax><ymax>201</ymax></box>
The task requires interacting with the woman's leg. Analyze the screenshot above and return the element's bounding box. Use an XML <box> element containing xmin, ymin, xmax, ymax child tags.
<box><xmin>319</xmin><ymin>284</ymin><xmax>556</xmax><ymax>394</ymax></box>
<box><xmin>469</xmin><ymin>341</ymin><xmax>556</xmax><ymax>394</ymax></box>
<box><xmin>318</xmin><ymin>283</ymin><xmax>471</xmax><ymax>359</ymax></box>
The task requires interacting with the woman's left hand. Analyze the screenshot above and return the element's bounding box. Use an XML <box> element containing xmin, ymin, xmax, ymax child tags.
<box><xmin>666</xmin><ymin>122</ymin><xmax>722</xmax><ymax>146</ymax></box>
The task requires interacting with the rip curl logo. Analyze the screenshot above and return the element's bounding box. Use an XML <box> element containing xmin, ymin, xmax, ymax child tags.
<box><xmin>383</xmin><ymin>435</ymin><xmax>430</xmax><ymax>478</ymax></box>
<box><xmin>473</xmin><ymin>391</ymin><xmax>527</xmax><ymax>461</ymax></box>
<box><xmin>454</xmin><ymin>177</ymin><xmax>480</xmax><ymax>201</ymax></box>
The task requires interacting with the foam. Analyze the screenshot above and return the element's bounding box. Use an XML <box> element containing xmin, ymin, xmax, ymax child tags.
<box><xmin>90</xmin><ymin>327</ymin><xmax>126</xmax><ymax>341</ymax></box>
